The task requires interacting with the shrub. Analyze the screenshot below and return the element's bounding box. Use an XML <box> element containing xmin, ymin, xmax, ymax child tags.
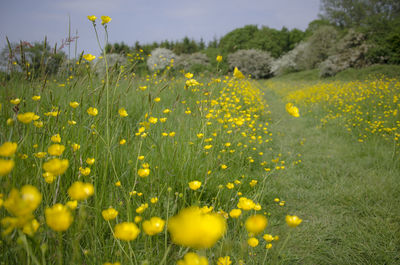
<box><xmin>94</xmin><ymin>53</ymin><xmax>127</xmax><ymax>76</ymax></box>
<box><xmin>175</xmin><ymin>52</ymin><xmax>210</xmax><ymax>73</ymax></box>
<box><xmin>271</xmin><ymin>42</ymin><xmax>309</xmax><ymax>76</ymax></box>
<box><xmin>227</xmin><ymin>49</ymin><xmax>273</xmax><ymax>79</ymax></box>
<box><xmin>147</xmin><ymin>48</ymin><xmax>176</xmax><ymax>71</ymax></box>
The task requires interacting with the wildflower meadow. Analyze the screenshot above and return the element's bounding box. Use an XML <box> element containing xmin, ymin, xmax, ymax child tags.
<box><xmin>1</xmin><ymin>15</ymin><xmax>400</xmax><ymax>265</ymax></box>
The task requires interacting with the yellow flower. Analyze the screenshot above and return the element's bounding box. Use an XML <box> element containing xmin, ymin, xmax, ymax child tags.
<box><xmin>72</xmin><ymin>143</ymin><xmax>81</xmax><ymax>152</ymax></box>
<box><xmin>102</xmin><ymin>208</ymin><xmax>118</xmax><ymax>221</ymax></box>
<box><xmin>33</xmin><ymin>121</ymin><xmax>43</xmax><ymax>128</ymax></box>
<box><xmin>249</xmin><ymin>180</ymin><xmax>258</xmax><ymax>187</ymax></box>
<box><xmin>42</xmin><ymin>172</ymin><xmax>55</xmax><ymax>183</ymax></box>
<box><xmin>43</xmin><ymin>158</ymin><xmax>69</xmax><ymax>176</ymax></box>
<box><xmin>17</xmin><ymin>112</ymin><xmax>35</xmax><ymax>124</ymax></box>
<box><xmin>139</xmin><ymin>85</ymin><xmax>147</xmax><ymax>91</ymax></box>
<box><xmin>114</xmin><ymin>222</ymin><xmax>140</xmax><ymax>241</ymax></box>
<box><xmin>115</xmin><ymin>181</ymin><xmax>121</xmax><ymax>187</ymax></box>
<box><xmin>6</xmin><ymin>118</ymin><xmax>14</xmax><ymax>126</ymax></box>
<box><xmin>285</xmin><ymin>103</ymin><xmax>300</xmax><ymax>118</ymax></box>
<box><xmin>101</xmin><ymin>16</ymin><xmax>112</xmax><ymax>25</ymax></box>
<box><xmin>138</xmin><ymin>168</ymin><xmax>150</xmax><ymax>178</ymax></box>
<box><xmin>233</xmin><ymin>67</ymin><xmax>245</xmax><ymax>79</ymax></box>
<box><xmin>32</xmin><ymin>95</ymin><xmax>41</xmax><ymax>101</ymax></box>
<box><xmin>0</xmin><ymin>142</ymin><xmax>18</xmax><ymax>157</ymax></box>
<box><xmin>119</xmin><ymin>139</ymin><xmax>126</xmax><ymax>145</ymax></box>
<box><xmin>154</xmin><ymin>97</ymin><xmax>161</xmax><ymax>102</ymax></box>
<box><xmin>87</xmin><ymin>107</ymin><xmax>98</xmax><ymax>116</ymax></box>
<box><xmin>204</xmin><ymin>145</ymin><xmax>212</xmax><ymax>150</ymax></box>
<box><xmin>86</xmin><ymin>157</ymin><xmax>95</xmax><ymax>165</ymax></box>
<box><xmin>150</xmin><ymin>197</ymin><xmax>158</xmax><ymax>204</ymax></box>
<box><xmin>34</xmin><ymin>152</ymin><xmax>47</xmax><ymax>158</ymax></box>
<box><xmin>266</xmin><ymin>243</ymin><xmax>272</xmax><ymax>249</ymax></box>
<box><xmin>221</xmin><ymin>164</ymin><xmax>227</xmax><ymax>170</ymax></box>
<box><xmin>135</xmin><ymin>203</ymin><xmax>148</xmax><ymax>214</ymax></box>
<box><xmin>188</xmin><ymin>181</ymin><xmax>201</xmax><ymax>191</ymax></box>
<box><xmin>216</xmin><ymin>55</ymin><xmax>223</xmax><ymax>63</ymax></box>
<box><xmin>142</xmin><ymin>217</ymin><xmax>165</xmax><ymax>236</ymax></box>
<box><xmin>229</xmin><ymin>209</ymin><xmax>242</xmax><ymax>218</ymax></box>
<box><xmin>83</xmin><ymin>54</ymin><xmax>96</xmax><ymax>62</ymax></box>
<box><xmin>177</xmin><ymin>252</ymin><xmax>208</xmax><ymax>265</ymax></box>
<box><xmin>134</xmin><ymin>216</ymin><xmax>142</xmax><ymax>223</ymax></box>
<box><xmin>185</xmin><ymin>72</ymin><xmax>193</xmax><ymax>79</ymax></box>
<box><xmin>247</xmin><ymin>237</ymin><xmax>259</xmax><ymax>247</ymax></box>
<box><xmin>0</xmin><ymin>159</ymin><xmax>15</xmax><ymax>176</ymax></box>
<box><xmin>10</xmin><ymin>98</ymin><xmax>21</xmax><ymax>105</ymax></box>
<box><xmin>118</xmin><ymin>108</ymin><xmax>128</xmax><ymax>117</ymax></box>
<box><xmin>285</xmin><ymin>215</ymin><xmax>302</xmax><ymax>228</ymax></box>
<box><xmin>79</xmin><ymin>167</ymin><xmax>91</xmax><ymax>176</ymax></box>
<box><xmin>245</xmin><ymin>214</ymin><xmax>268</xmax><ymax>235</ymax></box>
<box><xmin>168</xmin><ymin>206</ymin><xmax>227</xmax><ymax>249</ymax></box>
<box><xmin>4</xmin><ymin>185</ymin><xmax>42</xmax><ymax>217</ymax></box>
<box><xmin>69</xmin><ymin>101</ymin><xmax>79</xmax><ymax>108</ymax></box>
<box><xmin>148</xmin><ymin>117</ymin><xmax>157</xmax><ymax>124</ymax></box>
<box><xmin>22</xmin><ymin>218</ymin><xmax>40</xmax><ymax>236</ymax></box>
<box><xmin>68</xmin><ymin>181</ymin><xmax>94</xmax><ymax>201</ymax></box>
<box><xmin>217</xmin><ymin>256</ymin><xmax>231</xmax><ymax>265</ymax></box>
<box><xmin>68</xmin><ymin>120</ymin><xmax>77</xmax><ymax>125</ymax></box>
<box><xmin>51</xmin><ymin>134</ymin><xmax>61</xmax><ymax>143</ymax></box>
<box><xmin>237</xmin><ymin>197</ymin><xmax>255</xmax><ymax>211</ymax></box>
<box><xmin>66</xmin><ymin>200</ymin><xmax>78</xmax><ymax>210</ymax></box>
<box><xmin>45</xmin><ymin>204</ymin><xmax>73</xmax><ymax>232</ymax></box>
<box><xmin>47</xmin><ymin>144</ymin><xmax>65</xmax><ymax>156</ymax></box>
<box><xmin>263</xmin><ymin>234</ymin><xmax>274</xmax><ymax>242</ymax></box>
<box><xmin>87</xmin><ymin>15</ymin><xmax>97</xmax><ymax>22</ymax></box>
<box><xmin>226</xmin><ymin>183</ymin><xmax>234</xmax><ymax>189</ymax></box>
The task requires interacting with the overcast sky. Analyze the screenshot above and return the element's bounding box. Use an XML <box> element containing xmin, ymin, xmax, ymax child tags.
<box><xmin>0</xmin><ymin>0</ymin><xmax>321</xmax><ymax>56</ymax></box>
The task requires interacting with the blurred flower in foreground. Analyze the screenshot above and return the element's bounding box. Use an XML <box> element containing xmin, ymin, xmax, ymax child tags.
<box><xmin>142</xmin><ymin>217</ymin><xmax>165</xmax><ymax>235</ymax></box>
<box><xmin>216</xmin><ymin>55</ymin><xmax>223</xmax><ymax>62</ymax></box>
<box><xmin>0</xmin><ymin>142</ymin><xmax>17</xmax><ymax>157</ymax></box>
<box><xmin>285</xmin><ymin>103</ymin><xmax>300</xmax><ymax>118</ymax></box>
<box><xmin>83</xmin><ymin>54</ymin><xmax>96</xmax><ymax>62</ymax></box>
<box><xmin>102</xmin><ymin>208</ymin><xmax>118</xmax><ymax>221</ymax></box>
<box><xmin>217</xmin><ymin>256</ymin><xmax>232</xmax><ymax>265</ymax></box>
<box><xmin>68</xmin><ymin>181</ymin><xmax>94</xmax><ymax>201</ymax></box>
<box><xmin>177</xmin><ymin>252</ymin><xmax>208</xmax><ymax>265</ymax></box>
<box><xmin>168</xmin><ymin>206</ymin><xmax>226</xmax><ymax>249</ymax></box>
<box><xmin>114</xmin><ymin>222</ymin><xmax>140</xmax><ymax>241</ymax></box>
<box><xmin>233</xmin><ymin>67</ymin><xmax>245</xmax><ymax>79</ymax></box>
<box><xmin>245</xmin><ymin>214</ymin><xmax>268</xmax><ymax>235</ymax></box>
<box><xmin>45</xmin><ymin>204</ymin><xmax>73</xmax><ymax>232</ymax></box>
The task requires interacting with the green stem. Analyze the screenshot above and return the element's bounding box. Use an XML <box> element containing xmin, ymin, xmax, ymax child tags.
<box><xmin>160</xmin><ymin>244</ymin><xmax>172</xmax><ymax>265</ymax></box>
<box><xmin>19</xmin><ymin>231</ymin><xmax>41</xmax><ymax>265</ymax></box>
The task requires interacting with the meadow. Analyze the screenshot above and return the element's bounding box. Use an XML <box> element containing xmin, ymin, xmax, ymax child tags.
<box><xmin>1</xmin><ymin>17</ymin><xmax>400</xmax><ymax>265</ymax></box>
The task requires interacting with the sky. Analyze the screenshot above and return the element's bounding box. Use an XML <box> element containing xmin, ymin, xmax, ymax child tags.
<box><xmin>0</xmin><ymin>0</ymin><xmax>321</xmax><ymax>56</ymax></box>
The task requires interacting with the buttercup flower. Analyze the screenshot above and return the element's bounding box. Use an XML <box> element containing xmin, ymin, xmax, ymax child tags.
<box><xmin>68</xmin><ymin>181</ymin><xmax>94</xmax><ymax>201</ymax></box>
<box><xmin>245</xmin><ymin>214</ymin><xmax>268</xmax><ymax>235</ymax></box>
<box><xmin>233</xmin><ymin>67</ymin><xmax>245</xmax><ymax>79</ymax></box>
<box><xmin>114</xmin><ymin>222</ymin><xmax>140</xmax><ymax>241</ymax></box>
<box><xmin>138</xmin><ymin>168</ymin><xmax>150</xmax><ymax>178</ymax></box>
<box><xmin>69</xmin><ymin>101</ymin><xmax>80</xmax><ymax>108</ymax></box>
<box><xmin>237</xmin><ymin>197</ymin><xmax>256</xmax><ymax>210</ymax></box>
<box><xmin>86</xmin><ymin>157</ymin><xmax>95</xmax><ymax>165</ymax></box>
<box><xmin>43</xmin><ymin>158</ymin><xmax>69</xmax><ymax>176</ymax></box>
<box><xmin>229</xmin><ymin>209</ymin><xmax>242</xmax><ymax>218</ymax></box>
<box><xmin>216</xmin><ymin>55</ymin><xmax>223</xmax><ymax>62</ymax></box>
<box><xmin>142</xmin><ymin>217</ymin><xmax>165</xmax><ymax>235</ymax></box>
<box><xmin>17</xmin><ymin>112</ymin><xmax>36</xmax><ymax>124</ymax></box>
<box><xmin>0</xmin><ymin>159</ymin><xmax>15</xmax><ymax>176</ymax></box>
<box><xmin>101</xmin><ymin>16</ymin><xmax>112</xmax><ymax>25</ymax></box>
<box><xmin>285</xmin><ymin>103</ymin><xmax>300</xmax><ymax>118</ymax></box>
<box><xmin>217</xmin><ymin>256</ymin><xmax>232</xmax><ymax>265</ymax></box>
<box><xmin>87</xmin><ymin>15</ymin><xmax>97</xmax><ymax>22</ymax></box>
<box><xmin>47</xmin><ymin>144</ymin><xmax>65</xmax><ymax>156</ymax></box>
<box><xmin>0</xmin><ymin>142</ymin><xmax>18</xmax><ymax>157</ymax></box>
<box><xmin>51</xmin><ymin>134</ymin><xmax>61</xmax><ymax>143</ymax></box>
<box><xmin>168</xmin><ymin>206</ymin><xmax>227</xmax><ymax>249</ymax></box>
<box><xmin>32</xmin><ymin>95</ymin><xmax>41</xmax><ymax>101</ymax></box>
<box><xmin>87</xmin><ymin>107</ymin><xmax>98</xmax><ymax>116</ymax></box>
<box><xmin>188</xmin><ymin>181</ymin><xmax>202</xmax><ymax>190</ymax></box>
<box><xmin>83</xmin><ymin>54</ymin><xmax>96</xmax><ymax>62</ymax></box>
<box><xmin>177</xmin><ymin>252</ymin><xmax>208</xmax><ymax>265</ymax></box>
<box><xmin>10</xmin><ymin>98</ymin><xmax>21</xmax><ymax>105</ymax></box>
<box><xmin>102</xmin><ymin>208</ymin><xmax>118</xmax><ymax>221</ymax></box>
<box><xmin>286</xmin><ymin>215</ymin><xmax>302</xmax><ymax>228</ymax></box>
<box><xmin>247</xmin><ymin>237</ymin><xmax>259</xmax><ymax>247</ymax></box>
<box><xmin>118</xmin><ymin>108</ymin><xmax>128</xmax><ymax>117</ymax></box>
<box><xmin>45</xmin><ymin>204</ymin><xmax>73</xmax><ymax>232</ymax></box>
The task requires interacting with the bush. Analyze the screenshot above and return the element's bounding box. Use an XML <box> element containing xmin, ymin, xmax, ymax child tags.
<box><xmin>147</xmin><ymin>48</ymin><xmax>176</xmax><ymax>71</ymax></box>
<box><xmin>271</xmin><ymin>42</ymin><xmax>309</xmax><ymax>76</ymax></box>
<box><xmin>227</xmin><ymin>49</ymin><xmax>273</xmax><ymax>79</ymax></box>
<box><xmin>175</xmin><ymin>52</ymin><xmax>210</xmax><ymax>73</ymax></box>
<box><xmin>94</xmin><ymin>53</ymin><xmax>127</xmax><ymax>76</ymax></box>
<box><xmin>319</xmin><ymin>30</ymin><xmax>369</xmax><ymax>77</ymax></box>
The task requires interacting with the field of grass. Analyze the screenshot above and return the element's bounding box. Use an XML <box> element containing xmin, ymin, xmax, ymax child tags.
<box><xmin>1</xmin><ymin>22</ymin><xmax>400</xmax><ymax>264</ymax></box>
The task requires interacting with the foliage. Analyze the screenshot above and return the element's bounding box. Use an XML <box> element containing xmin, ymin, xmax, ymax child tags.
<box><xmin>228</xmin><ymin>49</ymin><xmax>273</xmax><ymax>79</ymax></box>
<box><xmin>175</xmin><ymin>52</ymin><xmax>210</xmax><ymax>73</ymax></box>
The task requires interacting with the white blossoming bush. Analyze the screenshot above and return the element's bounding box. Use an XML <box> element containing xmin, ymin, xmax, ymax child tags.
<box><xmin>175</xmin><ymin>52</ymin><xmax>210</xmax><ymax>72</ymax></box>
<box><xmin>147</xmin><ymin>48</ymin><xmax>177</xmax><ymax>71</ymax></box>
<box><xmin>227</xmin><ymin>49</ymin><xmax>273</xmax><ymax>79</ymax></box>
<box><xmin>94</xmin><ymin>53</ymin><xmax>127</xmax><ymax>76</ymax></box>
<box><xmin>271</xmin><ymin>42</ymin><xmax>309</xmax><ymax>76</ymax></box>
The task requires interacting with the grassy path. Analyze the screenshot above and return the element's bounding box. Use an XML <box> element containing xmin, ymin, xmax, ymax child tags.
<box><xmin>261</xmin><ymin>84</ymin><xmax>400</xmax><ymax>264</ymax></box>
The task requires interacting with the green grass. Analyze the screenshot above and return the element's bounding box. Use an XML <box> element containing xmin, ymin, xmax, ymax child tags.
<box><xmin>270</xmin><ymin>64</ymin><xmax>400</xmax><ymax>82</ymax></box>
<box><xmin>259</xmin><ymin>77</ymin><xmax>400</xmax><ymax>264</ymax></box>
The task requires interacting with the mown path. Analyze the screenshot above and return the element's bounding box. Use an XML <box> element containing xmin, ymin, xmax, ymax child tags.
<box><xmin>261</xmin><ymin>83</ymin><xmax>400</xmax><ymax>265</ymax></box>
